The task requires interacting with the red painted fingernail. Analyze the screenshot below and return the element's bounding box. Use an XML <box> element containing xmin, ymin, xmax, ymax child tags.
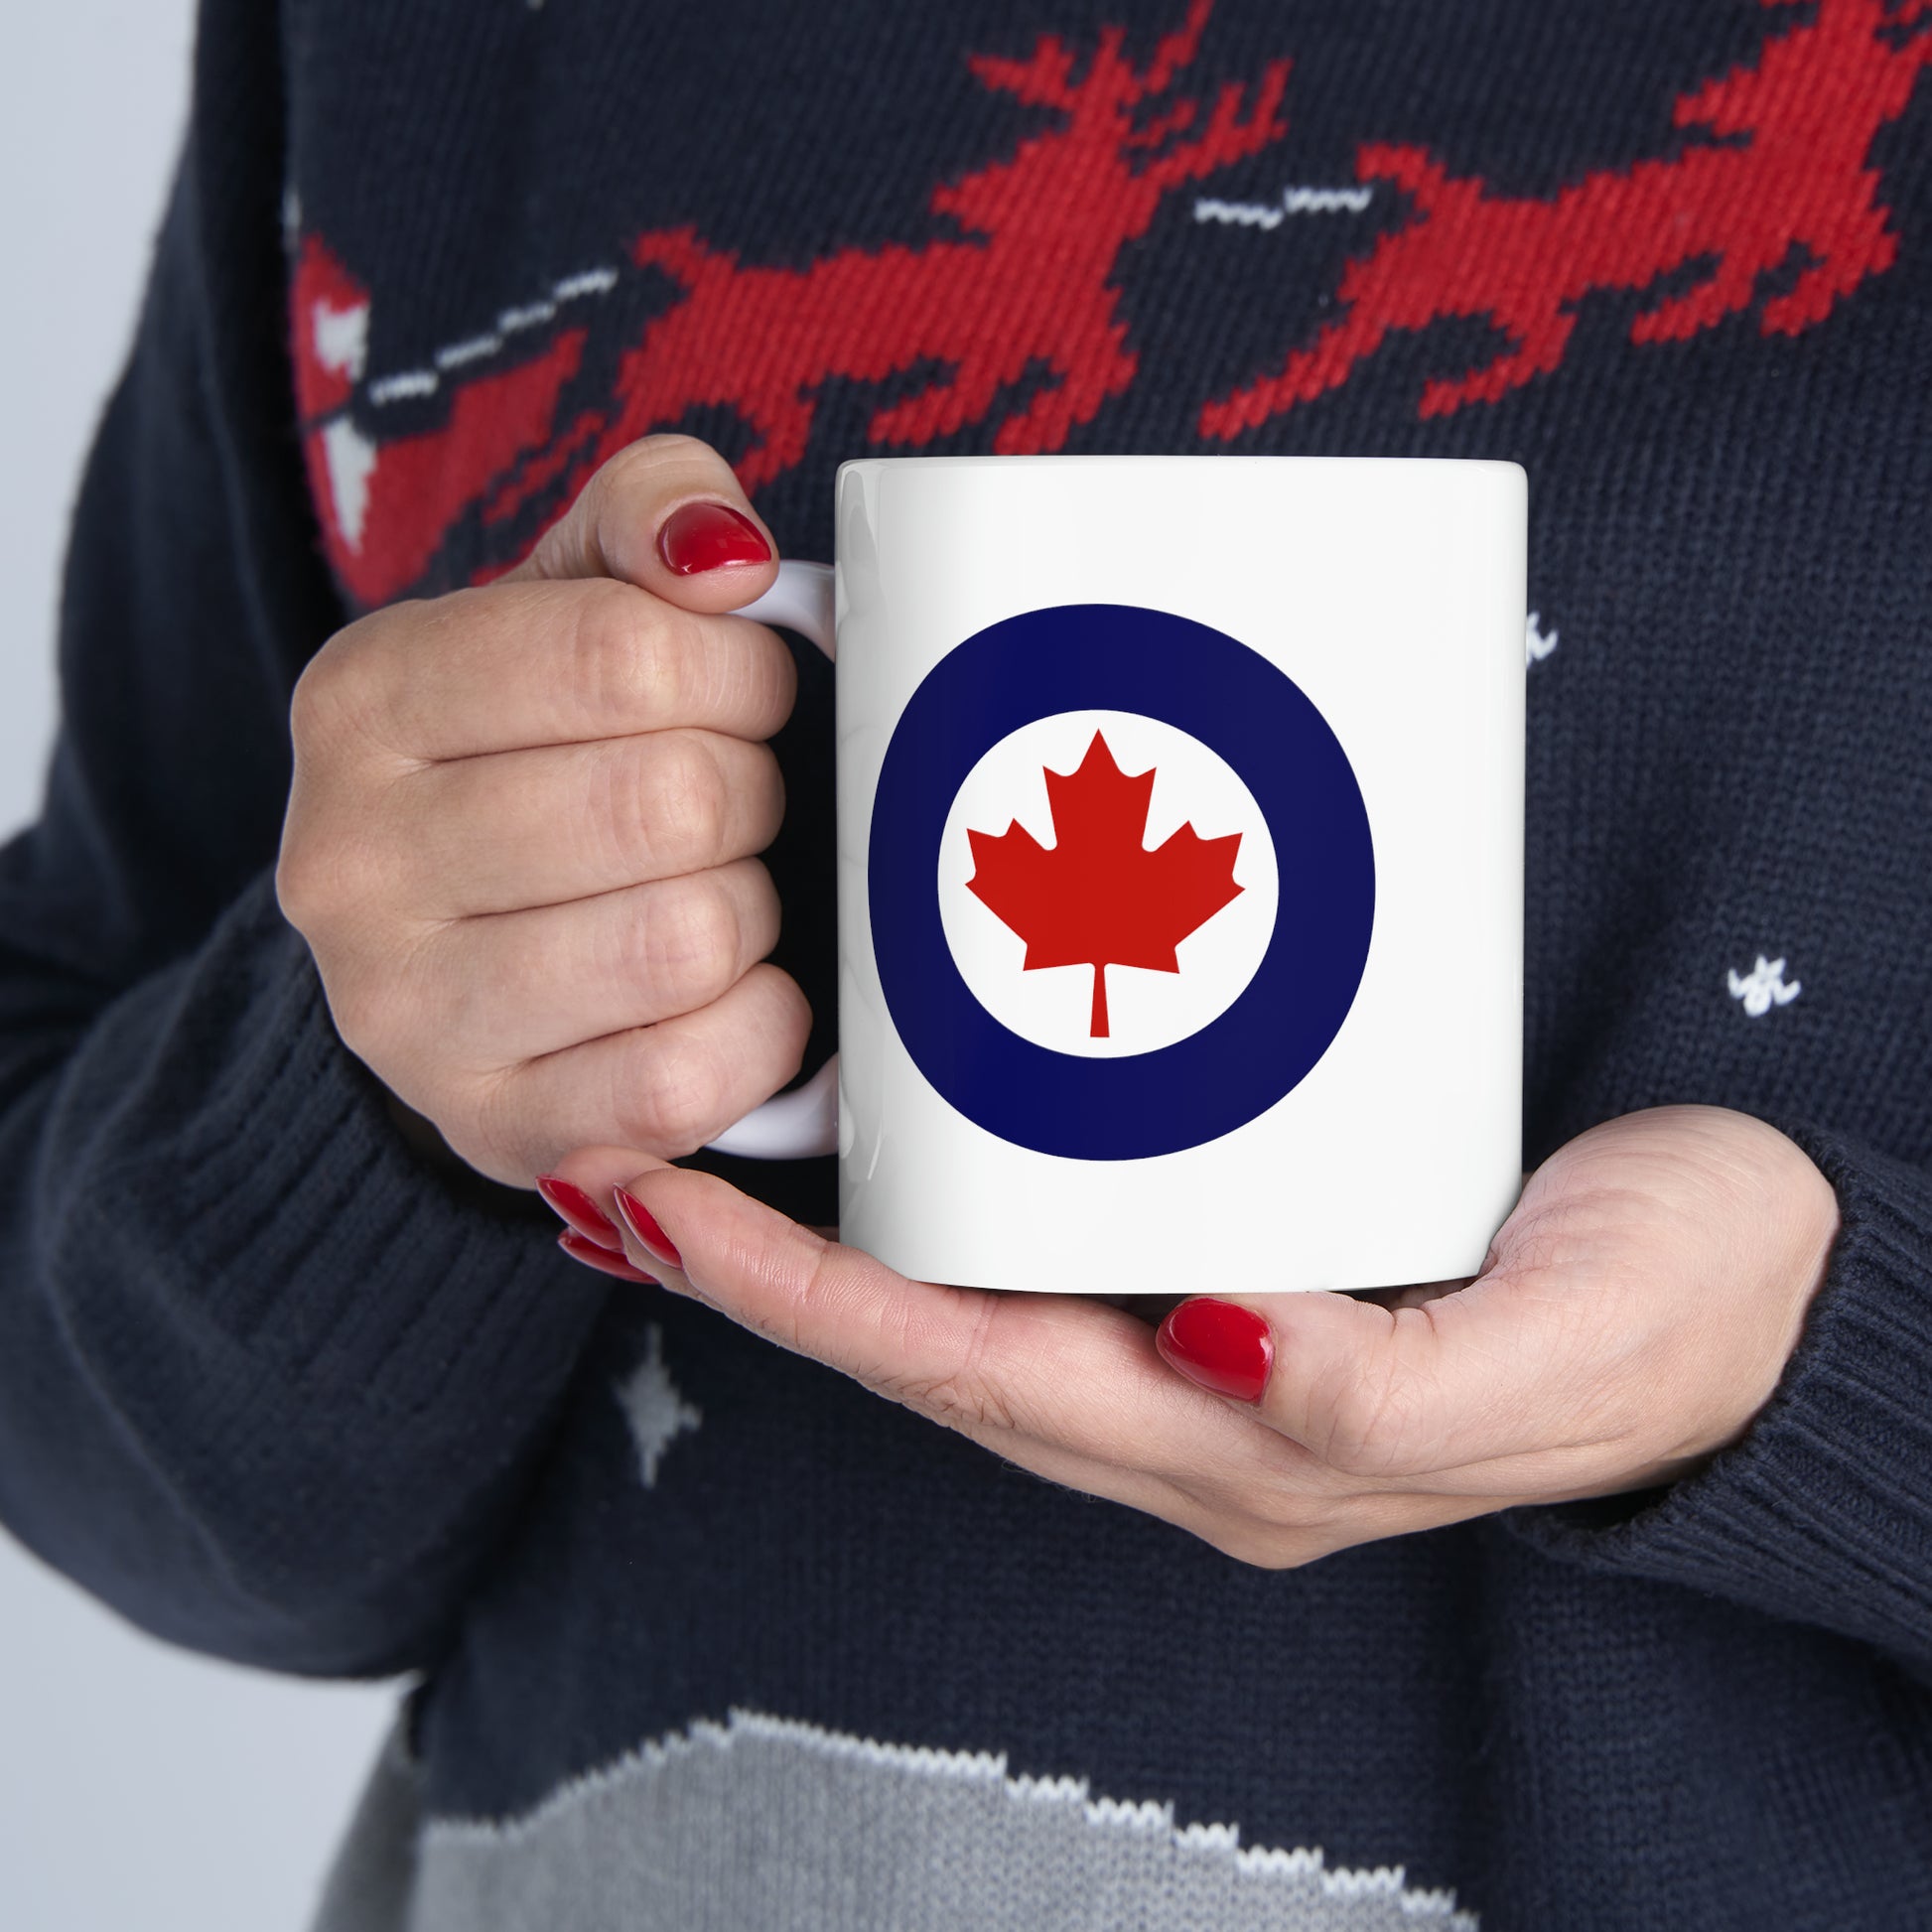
<box><xmin>557</xmin><ymin>1228</ymin><xmax>660</xmax><ymax>1285</ymax></box>
<box><xmin>1155</xmin><ymin>1298</ymin><xmax>1274</xmax><ymax>1403</ymax></box>
<box><xmin>657</xmin><ymin>500</ymin><xmax>771</xmax><ymax>575</ymax></box>
<box><xmin>613</xmin><ymin>1187</ymin><xmax>683</xmax><ymax>1270</ymax></box>
<box><xmin>536</xmin><ymin>1174</ymin><xmax>622</xmax><ymax>1250</ymax></box>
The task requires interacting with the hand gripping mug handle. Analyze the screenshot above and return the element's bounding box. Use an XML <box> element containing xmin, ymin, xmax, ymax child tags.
<box><xmin>703</xmin><ymin>559</ymin><xmax>839</xmax><ymax>1160</ymax></box>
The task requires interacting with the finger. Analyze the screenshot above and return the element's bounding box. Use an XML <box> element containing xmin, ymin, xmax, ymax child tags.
<box><xmin>542</xmin><ymin>1148</ymin><xmax>1174</xmax><ymax>1469</ymax></box>
<box><xmin>539</xmin><ymin>1145</ymin><xmax>1213</xmax><ymax>1517</ymax></box>
<box><xmin>395</xmin><ymin>731</ymin><xmax>785</xmax><ymax>914</ymax></box>
<box><xmin>537</xmin><ymin>1151</ymin><xmax>1551</xmax><ymax>1553</ymax></box>
<box><xmin>313</xmin><ymin>582</ymin><xmax>797</xmax><ymax>764</ymax></box>
<box><xmin>592</xmin><ymin>1163</ymin><xmax>1273</xmax><ymax>1475</ymax></box>
<box><xmin>505</xmin><ymin>433</ymin><xmax>780</xmax><ymax>614</ymax></box>
<box><xmin>501</xmin><ymin>962</ymin><xmax>812</xmax><ymax>1165</ymax></box>
<box><xmin>535</xmin><ymin>1145</ymin><xmax>679</xmax><ymax>1254</ymax></box>
<box><xmin>556</xmin><ymin>1228</ymin><xmax>661</xmax><ymax>1285</ymax></box>
<box><xmin>404</xmin><ymin>859</ymin><xmax>780</xmax><ymax>1064</ymax></box>
<box><xmin>1157</xmin><ymin>1275</ymin><xmax>1598</xmax><ymax>1485</ymax></box>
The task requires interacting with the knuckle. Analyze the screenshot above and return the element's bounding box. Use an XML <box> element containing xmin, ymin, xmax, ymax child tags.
<box><xmin>307</xmin><ymin>913</ymin><xmax>447</xmax><ymax>1093</ymax></box>
<box><xmin>622</xmin><ymin>605</ymin><xmax>709</xmax><ymax>729</ymax></box>
<box><xmin>616</xmin><ymin>965</ymin><xmax>808</xmax><ymax>1154</ymax></box>
<box><xmin>770</xmin><ymin>959</ymin><xmax>814</xmax><ymax>1031</ymax></box>
<box><xmin>274</xmin><ymin>818</ymin><xmax>386</xmax><ymax>934</ymax></box>
<box><xmin>639</xmin><ymin>733</ymin><xmax>728</xmax><ymax>869</ymax></box>
<box><xmin>273</xmin><ymin>828</ymin><xmax>325</xmax><ymax>928</ymax></box>
<box><xmin>274</xmin><ymin>851</ymin><xmax>332</xmax><ymax>936</ymax></box>
<box><xmin>742</xmin><ymin>963</ymin><xmax>812</xmax><ymax>1082</ymax></box>
<box><xmin>898</xmin><ymin>1375</ymin><xmax>1017</xmax><ymax>1436</ymax></box>
<box><xmin>326</xmin><ymin>965</ymin><xmax>401</xmax><ymax>1066</ymax></box>
<box><xmin>566</xmin><ymin>579</ymin><xmax>659</xmax><ymax>709</ymax></box>
<box><xmin>736</xmin><ymin>859</ymin><xmax>783</xmax><ymax>958</ymax></box>
<box><xmin>567</xmin><ymin>587</ymin><xmax>712</xmax><ymax>733</ymax></box>
<box><xmin>621</xmin><ymin>1032</ymin><xmax>732</xmax><ymax>1156</ymax></box>
<box><xmin>585</xmin><ymin>756</ymin><xmax>643</xmax><ymax>884</ymax></box>
<box><xmin>729</xmin><ymin>1227</ymin><xmax>830</xmax><ymax>1357</ymax></box>
<box><xmin>1188</xmin><ymin>1474</ymin><xmax>1356</xmax><ymax>1568</ymax></box>
<box><xmin>465</xmin><ymin>1063</ymin><xmax>541</xmax><ymax>1181</ymax></box>
<box><xmin>880</xmin><ymin>1301</ymin><xmax>1015</xmax><ymax>1436</ymax></box>
<box><xmin>1249</xmin><ymin>1474</ymin><xmax>1349</xmax><ymax>1540</ymax></box>
<box><xmin>643</xmin><ymin>881</ymin><xmax>741</xmax><ymax>1003</ymax></box>
<box><xmin>743</xmin><ymin>743</ymin><xmax>785</xmax><ymax>841</ymax></box>
<box><xmin>286</xmin><ymin>656</ymin><xmax>334</xmax><ymax>756</ymax></box>
<box><xmin>287</xmin><ymin>634</ymin><xmax>360</xmax><ymax>759</ymax></box>
<box><xmin>1209</xmin><ymin>1524</ymin><xmax>1326</xmax><ymax>1572</ymax></box>
<box><xmin>575</xmin><ymin>443</ymin><xmax>644</xmax><ymax>531</ymax></box>
<box><xmin>583</xmin><ymin>435</ymin><xmax>717</xmax><ymax>537</ymax></box>
<box><xmin>629</xmin><ymin>611</ymin><xmax>704</xmax><ymax>726</ymax></box>
<box><xmin>608</xmin><ymin>431</ymin><xmax>715</xmax><ymax>481</ymax></box>
<box><xmin>1318</xmin><ymin>1362</ymin><xmax>1431</xmax><ymax>1479</ymax></box>
<box><xmin>393</xmin><ymin>925</ymin><xmax>491</xmax><ymax>1045</ymax></box>
<box><xmin>754</xmin><ymin>1229</ymin><xmax>854</xmax><ymax>1357</ymax></box>
<box><xmin>735</xmin><ymin>631</ymin><xmax>799</xmax><ymax>742</ymax></box>
<box><xmin>290</xmin><ymin>604</ymin><xmax>423</xmax><ymax>759</ymax></box>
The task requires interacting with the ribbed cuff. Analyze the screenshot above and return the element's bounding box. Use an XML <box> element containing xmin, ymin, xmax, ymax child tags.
<box><xmin>20</xmin><ymin>870</ymin><xmax>613</xmax><ymax>1668</ymax></box>
<box><xmin>87</xmin><ymin>869</ymin><xmax>603</xmax><ymax>1421</ymax></box>
<box><xmin>1503</xmin><ymin>1125</ymin><xmax>1932</xmax><ymax>1668</ymax></box>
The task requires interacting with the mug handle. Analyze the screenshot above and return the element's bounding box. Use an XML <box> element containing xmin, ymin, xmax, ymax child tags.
<box><xmin>703</xmin><ymin>560</ymin><xmax>840</xmax><ymax>1160</ymax></box>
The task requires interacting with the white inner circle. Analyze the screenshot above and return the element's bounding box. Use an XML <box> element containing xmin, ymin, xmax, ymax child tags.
<box><xmin>937</xmin><ymin>709</ymin><xmax>1279</xmax><ymax>1060</ymax></box>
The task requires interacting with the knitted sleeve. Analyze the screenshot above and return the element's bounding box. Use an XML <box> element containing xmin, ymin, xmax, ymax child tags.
<box><xmin>1505</xmin><ymin>1126</ymin><xmax>1932</xmax><ymax>1679</ymax></box>
<box><xmin>0</xmin><ymin>0</ymin><xmax>605</xmax><ymax>1676</ymax></box>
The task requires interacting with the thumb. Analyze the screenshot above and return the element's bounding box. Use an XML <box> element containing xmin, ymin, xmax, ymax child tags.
<box><xmin>1155</xmin><ymin>1275</ymin><xmax>1583</xmax><ymax>1483</ymax></box>
<box><xmin>505</xmin><ymin>432</ymin><xmax>779</xmax><ymax>612</ymax></box>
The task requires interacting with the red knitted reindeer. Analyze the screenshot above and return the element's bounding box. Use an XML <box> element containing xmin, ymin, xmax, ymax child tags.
<box><xmin>1201</xmin><ymin>0</ymin><xmax>1932</xmax><ymax>437</ymax></box>
<box><xmin>295</xmin><ymin>1</ymin><xmax>1289</xmax><ymax>608</ymax></box>
<box><xmin>299</xmin><ymin>0</ymin><xmax>1928</xmax><ymax>613</ymax></box>
<box><xmin>585</xmin><ymin>0</ymin><xmax>1288</xmax><ymax>489</ymax></box>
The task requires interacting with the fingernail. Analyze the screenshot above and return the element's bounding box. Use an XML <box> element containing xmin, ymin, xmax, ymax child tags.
<box><xmin>536</xmin><ymin>1174</ymin><xmax>622</xmax><ymax>1250</ymax></box>
<box><xmin>613</xmin><ymin>1186</ymin><xmax>683</xmax><ymax>1271</ymax></box>
<box><xmin>557</xmin><ymin>1228</ymin><xmax>660</xmax><ymax>1285</ymax></box>
<box><xmin>1155</xmin><ymin>1298</ymin><xmax>1274</xmax><ymax>1403</ymax></box>
<box><xmin>657</xmin><ymin>500</ymin><xmax>771</xmax><ymax>575</ymax></box>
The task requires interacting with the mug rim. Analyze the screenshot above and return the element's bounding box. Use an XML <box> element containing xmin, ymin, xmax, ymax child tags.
<box><xmin>836</xmin><ymin>451</ymin><xmax>1526</xmax><ymax>481</ymax></box>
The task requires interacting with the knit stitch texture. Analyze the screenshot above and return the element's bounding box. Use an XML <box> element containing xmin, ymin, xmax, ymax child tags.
<box><xmin>1</xmin><ymin>1</ymin><xmax>1929</xmax><ymax>1926</ymax></box>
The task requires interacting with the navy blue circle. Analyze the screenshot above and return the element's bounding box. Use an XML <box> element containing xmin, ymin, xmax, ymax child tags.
<box><xmin>869</xmin><ymin>604</ymin><xmax>1374</xmax><ymax>1160</ymax></box>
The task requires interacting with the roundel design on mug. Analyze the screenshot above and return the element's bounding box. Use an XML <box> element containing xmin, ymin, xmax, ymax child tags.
<box><xmin>869</xmin><ymin>604</ymin><xmax>1375</xmax><ymax>1161</ymax></box>
<box><xmin>938</xmin><ymin>712</ymin><xmax>1281</xmax><ymax>1059</ymax></box>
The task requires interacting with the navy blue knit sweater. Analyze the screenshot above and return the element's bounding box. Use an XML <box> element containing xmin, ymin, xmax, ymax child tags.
<box><xmin>4</xmin><ymin>1</ymin><xmax>1931</xmax><ymax>1925</ymax></box>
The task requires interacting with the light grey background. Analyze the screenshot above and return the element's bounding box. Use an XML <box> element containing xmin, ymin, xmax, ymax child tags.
<box><xmin>0</xmin><ymin>6</ymin><xmax>396</xmax><ymax>1927</ymax></box>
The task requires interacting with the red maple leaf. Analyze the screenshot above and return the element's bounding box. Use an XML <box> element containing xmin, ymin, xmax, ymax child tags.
<box><xmin>966</xmin><ymin>731</ymin><xmax>1245</xmax><ymax>1038</ymax></box>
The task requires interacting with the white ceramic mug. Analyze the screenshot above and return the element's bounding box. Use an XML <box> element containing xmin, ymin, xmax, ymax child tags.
<box><xmin>714</xmin><ymin>456</ymin><xmax>1525</xmax><ymax>1296</ymax></box>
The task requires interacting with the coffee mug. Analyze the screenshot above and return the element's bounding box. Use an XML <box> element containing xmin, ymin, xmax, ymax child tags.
<box><xmin>708</xmin><ymin>456</ymin><xmax>1524</xmax><ymax>1296</ymax></box>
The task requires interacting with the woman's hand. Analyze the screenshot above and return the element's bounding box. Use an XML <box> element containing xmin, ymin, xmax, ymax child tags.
<box><xmin>542</xmin><ymin>1105</ymin><xmax>1840</xmax><ymax>1565</ymax></box>
<box><xmin>277</xmin><ymin>435</ymin><xmax>809</xmax><ymax>1188</ymax></box>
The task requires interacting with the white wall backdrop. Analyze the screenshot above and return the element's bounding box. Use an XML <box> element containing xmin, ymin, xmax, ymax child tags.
<box><xmin>0</xmin><ymin>7</ymin><xmax>396</xmax><ymax>1928</ymax></box>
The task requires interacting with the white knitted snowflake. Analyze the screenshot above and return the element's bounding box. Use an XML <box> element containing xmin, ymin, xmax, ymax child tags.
<box><xmin>614</xmin><ymin>1325</ymin><xmax>702</xmax><ymax>1489</ymax></box>
<box><xmin>1727</xmin><ymin>955</ymin><xmax>1801</xmax><ymax>1017</ymax></box>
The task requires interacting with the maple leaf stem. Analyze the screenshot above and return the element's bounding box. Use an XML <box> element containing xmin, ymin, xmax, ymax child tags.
<box><xmin>1090</xmin><ymin>964</ymin><xmax>1110</xmax><ymax>1038</ymax></box>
